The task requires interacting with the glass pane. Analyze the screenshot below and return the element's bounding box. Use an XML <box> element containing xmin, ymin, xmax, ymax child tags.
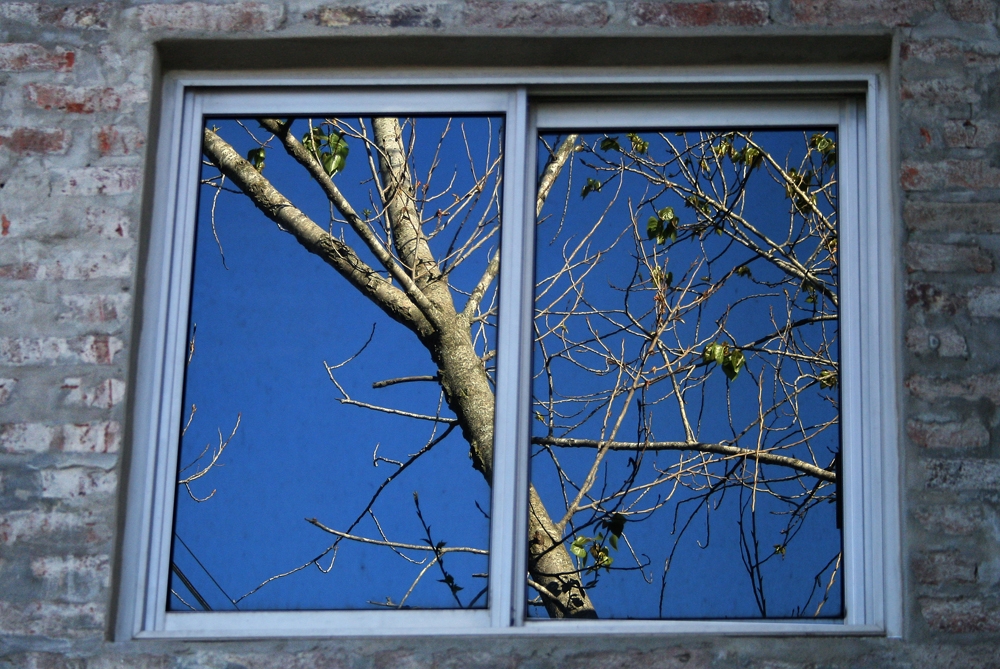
<box><xmin>168</xmin><ymin>115</ymin><xmax>503</xmax><ymax>611</ymax></box>
<box><xmin>529</xmin><ymin>129</ymin><xmax>842</xmax><ymax>619</ymax></box>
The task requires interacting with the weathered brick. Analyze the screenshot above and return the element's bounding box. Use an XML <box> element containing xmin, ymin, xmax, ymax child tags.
<box><xmin>58</xmin><ymin>294</ymin><xmax>131</xmax><ymax>326</ymax></box>
<box><xmin>906</xmin><ymin>325</ymin><xmax>968</xmax><ymax>358</ymax></box>
<box><xmin>55</xmin><ymin>167</ymin><xmax>142</xmax><ymax>196</ymax></box>
<box><xmin>907</xmin><ymin>373</ymin><xmax>1000</xmax><ymax>403</ymax></box>
<box><xmin>309</xmin><ymin>3</ymin><xmax>449</xmax><ymax>28</ymax></box>
<box><xmin>1</xmin><ymin>423</ymin><xmax>56</xmax><ymax>454</ymax></box>
<box><xmin>908</xmin><ymin>418</ymin><xmax>989</xmax><ymax>450</ymax></box>
<box><xmin>0</xmin><ymin>336</ymin><xmax>124</xmax><ymax>365</ymax></box>
<box><xmin>921</xmin><ymin>597</ymin><xmax>1000</xmax><ymax>632</ymax></box>
<box><xmin>791</xmin><ymin>0</ymin><xmax>933</xmax><ymax>26</ymax></box>
<box><xmin>0</xmin><ymin>422</ymin><xmax>120</xmax><ymax>454</ymax></box>
<box><xmin>901</xmin><ymin>79</ymin><xmax>980</xmax><ymax>106</ymax></box>
<box><xmin>914</xmin><ymin>550</ymin><xmax>978</xmax><ymax>585</ymax></box>
<box><xmin>914</xmin><ymin>504</ymin><xmax>988</xmax><ymax>535</ymax></box>
<box><xmin>906</xmin><ymin>243</ymin><xmax>993</xmax><ymax>273</ymax></box>
<box><xmin>0</xmin><ymin>43</ymin><xmax>74</xmax><ymax>72</ymax></box>
<box><xmin>968</xmin><ymin>286</ymin><xmax>1000</xmax><ymax>318</ymax></box>
<box><xmin>0</xmin><ymin>600</ymin><xmax>103</xmax><ymax>637</ymax></box>
<box><xmin>907</xmin><ymin>282</ymin><xmax>966</xmax><ymax>315</ymax></box>
<box><xmin>61</xmin><ymin>422</ymin><xmax>120</xmax><ymax>454</ymax></box>
<box><xmin>0</xmin><ymin>128</ymin><xmax>69</xmax><ymax>155</ymax></box>
<box><xmin>905</xmin><ymin>202</ymin><xmax>1000</xmax><ymax>233</ymax></box>
<box><xmin>84</xmin><ymin>207</ymin><xmax>131</xmax><ymax>239</ymax></box>
<box><xmin>943</xmin><ymin>119</ymin><xmax>1000</xmax><ymax>149</ymax></box>
<box><xmin>629</xmin><ymin>1</ymin><xmax>768</xmax><ymax>26</ymax></box>
<box><xmin>0</xmin><ymin>378</ymin><xmax>15</xmax><ymax>404</ymax></box>
<box><xmin>463</xmin><ymin>1</ymin><xmax>610</xmax><ymax>28</ymax></box>
<box><xmin>947</xmin><ymin>0</ymin><xmax>997</xmax><ymax>22</ymax></box>
<box><xmin>0</xmin><ymin>249</ymin><xmax>132</xmax><ymax>281</ymax></box>
<box><xmin>924</xmin><ymin>459</ymin><xmax>1000</xmax><ymax>490</ymax></box>
<box><xmin>0</xmin><ymin>3</ymin><xmax>112</xmax><ymax>29</ymax></box>
<box><xmin>0</xmin><ymin>509</ymin><xmax>110</xmax><ymax>545</ymax></box>
<box><xmin>901</xmin><ymin>39</ymin><xmax>964</xmax><ymax>63</ymax></box>
<box><xmin>30</xmin><ymin>555</ymin><xmax>109</xmax><ymax>603</ymax></box>
<box><xmin>39</xmin><ymin>467</ymin><xmax>116</xmax><ymax>503</ymax></box>
<box><xmin>134</xmin><ymin>1</ymin><xmax>285</xmax><ymax>31</ymax></box>
<box><xmin>25</xmin><ymin>84</ymin><xmax>148</xmax><ymax>114</ymax></box>
<box><xmin>902</xmin><ymin>160</ymin><xmax>1000</xmax><ymax>192</ymax></box>
<box><xmin>94</xmin><ymin>125</ymin><xmax>145</xmax><ymax>157</ymax></box>
<box><xmin>61</xmin><ymin>378</ymin><xmax>125</xmax><ymax>409</ymax></box>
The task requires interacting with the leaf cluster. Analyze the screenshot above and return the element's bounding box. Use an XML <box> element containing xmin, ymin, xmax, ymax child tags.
<box><xmin>702</xmin><ymin>341</ymin><xmax>745</xmax><ymax>381</ymax></box>
<box><xmin>303</xmin><ymin>126</ymin><xmax>350</xmax><ymax>177</ymax></box>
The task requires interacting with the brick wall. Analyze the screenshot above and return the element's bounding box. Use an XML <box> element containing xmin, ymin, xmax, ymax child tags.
<box><xmin>1</xmin><ymin>0</ymin><xmax>998</xmax><ymax>666</ymax></box>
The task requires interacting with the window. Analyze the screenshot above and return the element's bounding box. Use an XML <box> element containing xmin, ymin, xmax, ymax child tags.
<box><xmin>118</xmin><ymin>71</ymin><xmax>900</xmax><ymax>638</ymax></box>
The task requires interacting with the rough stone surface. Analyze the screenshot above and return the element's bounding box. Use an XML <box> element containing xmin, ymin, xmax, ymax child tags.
<box><xmin>0</xmin><ymin>0</ymin><xmax>997</xmax><ymax>665</ymax></box>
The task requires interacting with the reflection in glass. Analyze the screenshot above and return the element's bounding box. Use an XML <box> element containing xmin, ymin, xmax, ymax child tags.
<box><xmin>169</xmin><ymin>116</ymin><xmax>502</xmax><ymax>611</ymax></box>
<box><xmin>530</xmin><ymin>129</ymin><xmax>842</xmax><ymax>619</ymax></box>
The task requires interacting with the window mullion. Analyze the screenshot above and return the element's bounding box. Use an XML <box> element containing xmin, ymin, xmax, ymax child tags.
<box><xmin>490</xmin><ymin>87</ymin><xmax>531</xmax><ymax>628</ymax></box>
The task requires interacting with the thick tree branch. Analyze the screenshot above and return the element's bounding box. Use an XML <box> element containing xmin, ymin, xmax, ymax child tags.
<box><xmin>202</xmin><ymin>128</ymin><xmax>434</xmax><ymax>338</ymax></box>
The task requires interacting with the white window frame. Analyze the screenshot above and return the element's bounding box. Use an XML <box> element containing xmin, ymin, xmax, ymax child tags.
<box><xmin>118</xmin><ymin>66</ymin><xmax>900</xmax><ymax>639</ymax></box>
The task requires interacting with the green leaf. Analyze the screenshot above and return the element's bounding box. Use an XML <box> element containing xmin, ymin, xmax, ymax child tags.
<box><xmin>626</xmin><ymin>132</ymin><xmax>649</xmax><ymax>154</ymax></box>
<box><xmin>657</xmin><ymin>206</ymin><xmax>677</xmax><ymax>223</ymax></box>
<box><xmin>723</xmin><ymin>349</ymin><xmax>745</xmax><ymax>381</ymax></box>
<box><xmin>734</xmin><ymin>265</ymin><xmax>751</xmax><ymax>278</ymax></box>
<box><xmin>818</xmin><ymin>370</ymin><xmax>838</xmax><ymax>389</ymax></box>
<box><xmin>647</xmin><ymin>216</ymin><xmax>662</xmax><ymax>240</ymax></box>
<box><xmin>609</xmin><ymin>534</ymin><xmax>618</xmax><ymax>550</ymax></box>
<box><xmin>581</xmin><ymin>177</ymin><xmax>602</xmax><ymax>199</ymax></box>
<box><xmin>246</xmin><ymin>147</ymin><xmax>266</xmax><ymax>173</ymax></box>
<box><xmin>570</xmin><ymin>544</ymin><xmax>587</xmax><ymax>559</ymax></box>
<box><xmin>600</xmin><ymin>136</ymin><xmax>621</xmax><ymax>152</ymax></box>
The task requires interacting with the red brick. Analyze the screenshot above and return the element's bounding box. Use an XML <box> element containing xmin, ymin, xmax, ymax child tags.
<box><xmin>25</xmin><ymin>84</ymin><xmax>148</xmax><ymax>114</ymax></box>
<box><xmin>39</xmin><ymin>467</ymin><xmax>116</xmax><ymax>503</ymax></box>
<box><xmin>84</xmin><ymin>207</ymin><xmax>130</xmax><ymax>239</ymax></box>
<box><xmin>0</xmin><ymin>378</ymin><xmax>14</xmax><ymax>405</ymax></box>
<box><xmin>0</xmin><ymin>336</ymin><xmax>124</xmax><ymax>365</ymax></box>
<box><xmin>0</xmin><ymin>509</ymin><xmax>110</xmax><ymax>546</ymax></box>
<box><xmin>0</xmin><ymin>43</ymin><xmax>73</xmax><ymax>72</ymax></box>
<box><xmin>943</xmin><ymin>119</ymin><xmax>1000</xmax><ymax>149</ymax></box>
<box><xmin>31</xmin><ymin>555</ymin><xmax>110</xmax><ymax>600</ymax></box>
<box><xmin>791</xmin><ymin>0</ymin><xmax>933</xmax><ymax>26</ymax></box>
<box><xmin>0</xmin><ymin>3</ymin><xmax>112</xmax><ymax>29</ymax></box>
<box><xmin>62</xmin><ymin>378</ymin><xmax>125</xmax><ymax>409</ymax></box>
<box><xmin>1</xmin><ymin>422</ymin><xmax>121</xmax><ymax>454</ymax></box>
<box><xmin>58</xmin><ymin>294</ymin><xmax>130</xmax><ymax>325</ymax></box>
<box><xmin>947</xmin><ymin>0</ymin><xmax>996</xmax><ymax>22</ymax></box>
<box><xmin>908</xmin><ymin>418</ymin><xmax>989</xmax><ymax>450</ymax></box>
<box><xmin>967</xmin><ymin>286</ymin><xmax>1000</xmax><ymax>318</ymax></box>
<box><xmin>924</xmin><ymin>459</ymin><xmax>1000</xmax><ymax>490</ymax></box>
<box><xmin>0</xmin><ymin>600</ymin><xmax>103</xmax><ymax>637</ymax></box>
<box><xmin>57</xmin><ymin>167</ymin><xmax>142</xmax><ymax>196</ymax></box>
<box><xmin>0</xmin><ymin>250</ymin><xmax>131</xmax><ymax>281</ymax></box>
<box><xmin>920</xmin><ymin>597</ymin><xmax>1000</xmax><ymax>633</ymax></box>
<box><xmin>901</xmin><ymin>160</ymin><xmax>1000</xmax><ymax>192</ymax></box>
<box><xmin>629</xmin><ymin>1</ymin><xmax>768</xmax><ymax>26</ymax></box>
<box><xmin>905</xmin><ymin>202</ymin><xmax>1000</xmax><ymax>233</ymax></box>
<box><xmin>0</xmin><ymin>128</ymin><xmax>68</xmax><ymax>154</ymax></box>
<box><xmin>901</xmin><ymin>79</ymin><xmax>980</xmax><ymax>106</ymax></box>
<box><xmin>901</xmin><ymin>39</ymin><xmax>962</xmax><ymax>63</ymax></box>
<box><xmin>906</xmin><ymin>242</ymin><xmax>993</xmax><ymax>273</ymax></box>
<box><xmin>906</xmin><ymin>282</ymin><xmax>966</xmax><ymax>315</ymax></box>
<box><xmin>914</xmin><ymin>550</ymin><xmax>978</xmax><ymax>585</ymax></box>
<box><xmin>907</xmin><ymin>373</ymin><xmax>1000</xmax><ymax>404</ymax></box>
<box><xmin>135</xmin><ymin>1</ymin><xmax>285</xmax><ymax>31</ymax></box>
<box><xmin>914</xmin><ymin>505</ymin><xmax>987</xmax><ymax>535</ymax></box>
<box><xmin>464</xmin><ymin>1</ymin><xmax>611</xmax><ymax>28</ymax></box>
<box><xmin>310</xmin><ymin>3</ymin><xmax>448</xmax><ymax>27</ymax></box>
<box><xmin>94</xmin><ymin>125</ymin><xmax>145</xmax><ymax>157</ymax></box>
<box><xmin>906</xmin><ymin>326</ymin><xmax>968</xmax><ymax>358</ymax></box>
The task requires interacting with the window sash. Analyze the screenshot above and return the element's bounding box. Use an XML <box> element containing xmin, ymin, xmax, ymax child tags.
<box><xmin>119</xmin><ymin>71</ymin><xmax>898</xmax><ymax>639</ymax></box>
